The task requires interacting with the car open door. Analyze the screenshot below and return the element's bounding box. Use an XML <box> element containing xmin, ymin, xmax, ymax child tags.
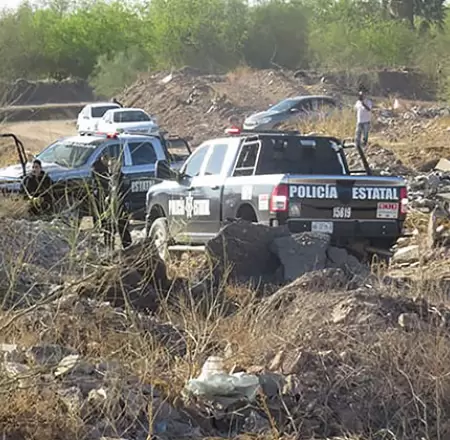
<box><xmin>163</xmin><ymin>135</ymin><xmax>192</xmax><ymax>166</ymax></box>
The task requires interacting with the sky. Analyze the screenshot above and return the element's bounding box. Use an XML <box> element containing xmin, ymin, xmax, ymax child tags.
<box><xmin>1</xmin><ymin>0</ymin><xmax>449</xmax><ymax>11</ymax></box>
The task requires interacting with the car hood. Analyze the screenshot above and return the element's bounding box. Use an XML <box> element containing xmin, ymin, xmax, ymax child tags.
<box><xmin>0</xmin><ymin>161</ymin><xmax>69</xmax><ymax>181</ymax></box>
<box><xmin>244</xmin><ymin>110</ymin><xmax>281</xmax><ymax>123</ymax></box>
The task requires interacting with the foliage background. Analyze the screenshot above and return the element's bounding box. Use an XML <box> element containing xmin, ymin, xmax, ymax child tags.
<box><xmin>0</xmin><ymin>0</ymin><xmax>449</xmax><ymax>97</ymax></box>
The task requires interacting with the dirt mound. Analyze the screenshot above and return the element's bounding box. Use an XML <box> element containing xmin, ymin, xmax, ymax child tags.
<box><xmin>2</xmin><ymin>219</ymin><xmax>450</xmax><ymax>439</ymax></box>
<box><xmin>0</xmin><ymin>78</ymin><xmax>96</xmax><ymax>106</ymax></box>
<box><xmin>119</xmin><ymin>68</ymin><xmax>312</xmax><ymax>145</ymax></box>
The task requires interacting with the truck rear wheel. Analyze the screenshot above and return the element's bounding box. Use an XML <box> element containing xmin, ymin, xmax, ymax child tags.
<box><xmin>236</xmin><ymin>204</ymin><xmax>258</xmax><ymax>223</ymax></box>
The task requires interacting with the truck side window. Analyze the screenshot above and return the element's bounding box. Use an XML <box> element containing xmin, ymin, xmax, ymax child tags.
<box><xmin>183</xmin><ymin>145</ymin><xmax>209</xmax><ymax>177</ymax></box>
<box><xmin>204</xmin><ymin>144</ymin><xmax>228</xmax><ymax>175</ymax></box>
<box><xmin>129</xmin><ymin>141</ymin><xmax>157</xmax><ymax>165</ymax></box>
<box><xmin>233</xmin><ymin>142</ymin><xmax>260</xmax><ymax>176</ymax></box>
<box><xmin>98</xmin><ymin>143</ymin><xmax>121</xmax><ymax>159</ymax></box>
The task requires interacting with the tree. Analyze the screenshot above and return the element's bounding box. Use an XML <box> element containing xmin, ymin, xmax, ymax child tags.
<box><xmin>243</xmin><ymin>0</ymin><xmax>310</xmax><ymax>69</ymax></box>
<box><xmin>148</xmin><ymin>0</ymin><xmax>248</xmax><ymax>70</ymax></box>
<box><xmin>384</xmin><ymin>0</ymin><xmax>446</xmax><ymax>29</ymax></box>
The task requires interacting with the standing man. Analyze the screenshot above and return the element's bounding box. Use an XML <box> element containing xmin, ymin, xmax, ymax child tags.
<box><xmin>111</xmin><ymin>97</ymin><xmax>123</xmax><ymax>108</ymax></box>
<box><xmin>354</xmin><ymin>89</ymin><xmax>373</xmax><ymax>149</ymax></box>
<box><xmin>103</xmin><ymin>157</ymin><xmax>132</xmax><ymax>250</ymax></box>
<box><xmin>20</xmin><ymin>159</ymin><xmax>53</xmax><ymax>217</ymax></box>
<box><xmin>91</xmin><ymin>153</ymin><xmax>110</xmax><ymax>229</ymax></box>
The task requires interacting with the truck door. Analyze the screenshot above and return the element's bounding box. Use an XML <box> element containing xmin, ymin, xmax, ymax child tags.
<box><xmin>170</xmin><ymin>144</ymin><xmax>210</xmax><ymax>241</ymax></box>
<box><xmin>188</xmin><ymin>142</ymin><xmax>228</xmax><ymax>239</ymax></box>
<box><xmin>122</xmin><ymin>139</ymin><xmax>159</xmax><ymax>218</ymax></box>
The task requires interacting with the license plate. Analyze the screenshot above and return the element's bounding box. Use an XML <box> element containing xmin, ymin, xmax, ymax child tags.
<box><xmin>376</xmin><ymin>202</ymin><xmax>399</xmax><ymax>219</ymax></box>
<box><xmin>311</xmin><ymin>221</ymin><xmax>333</xmax><ymax>234</ymax></box>
<box><xmin>333</xmin><ymin>206</ymin><xmax>351</xmax><ymax>219</ymax></box>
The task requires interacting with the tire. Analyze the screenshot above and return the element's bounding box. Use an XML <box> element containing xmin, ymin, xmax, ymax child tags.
<box><xmin>149</xmin><ymin>217</ymin><xmax>170</xmax><ymax>262</ymax></box>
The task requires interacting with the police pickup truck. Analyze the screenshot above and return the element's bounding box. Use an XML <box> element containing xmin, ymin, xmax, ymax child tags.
<box><xmin>145</xmin><ymin>130</ymin><xmax>408</xmax><ymax>259</ymax></box>
<box><xmin>0</xmin><ymin>131</ymin><xmax>191</xmax><ymax>221</ymax></box>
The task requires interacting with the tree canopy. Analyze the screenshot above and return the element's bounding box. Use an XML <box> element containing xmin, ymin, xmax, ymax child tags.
<box><xmin>0</xmin><ymin>0</ymin><xmax>449</xmax><ymax>96</ymax></box>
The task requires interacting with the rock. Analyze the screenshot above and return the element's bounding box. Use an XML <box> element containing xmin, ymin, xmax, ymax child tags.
<box><xmin>398</xmin><ymin>312</ymin><xmax>423</xmax><ymax>331</ymax></box>
<box><xmin>270</xmin><ymin>232</ymin><xmax>330</xmax><ymax>282</ymax></box>
<box><xmin>242</xmin><ymin>410</ymin><xmax>271</xmax><ymax>434</ymax></box>
<box><xmin>57</xmin><ymin>386</ymin><xmax>84</xmax><ymax>414</ymax></box>
<box><xmin>3</xmin><ymin>362</ymin><xmax>31</xmax><ymax>388</ymax></box>
<box><xmin>326</xmin><ymin>247</ymin><xmax>369</xmax><ymax>277</ymax></box>
<box><xmin>77</xmin><ymin>267</ymin><xmax>160</xmax><ymax>312</ymax></box>
<box><xmin>269</xmin><ymin>350</ymin><xmax>285</xmax><ymax>371</ymax></box>
<box><xmin>0</xmin><ymin>343</ymin><xmax>25</xmax><ymax>363</ymax></box>
<box><xmin>392</xmin><ymin>245</ymin><xmax>420</xmax><ymax>264</ymax></box>
<box><xmin>26</xmin><ymin>344</ymin><xmax>77</xmax><ymax>366</ymax></box>
<box><xmin>294</xmin><ymin>268</ymin><xmax>349</xmax><ymax>292</ymax></box>
<box><xmin>205</xmin><ymin>220</ymin><xmax>290</xmax><ymax>283</ymax></box>
<box><xmin>75</xmin><ymin>239</ymin><xmax>169</xmax><ymax>313</ymax></box>
<box><xmin>258</xmin><ymin>372</ymin><xmax>286</xmax><ymax>398</ymax></box>
<box><xmin>54</xmin><ymin>354</ymin><xmax>94</xmax><ymax>377</ymax></box>
<box><xmin>281</xmin><ymin>349</ymin><xmax>312</xmax><ymax>375</ymax></box>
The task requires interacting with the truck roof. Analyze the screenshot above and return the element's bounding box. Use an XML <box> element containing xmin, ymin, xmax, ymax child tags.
<box><xmin>61</xmin><ymin>133</ymin><xmax>162</xmax><ymax>143</ymax></box>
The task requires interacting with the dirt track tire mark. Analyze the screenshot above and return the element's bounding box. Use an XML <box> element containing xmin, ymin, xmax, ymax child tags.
<box><xmin>1</xmin><ymin>120</ymin><xmax>77</xmax><ymax>153</ymax></box>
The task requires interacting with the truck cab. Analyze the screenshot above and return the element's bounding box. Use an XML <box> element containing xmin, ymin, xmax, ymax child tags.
<box><xmin>0</xmin><ymin>131</ymin><xmax>191</xmax><ymax>222</ymax></box>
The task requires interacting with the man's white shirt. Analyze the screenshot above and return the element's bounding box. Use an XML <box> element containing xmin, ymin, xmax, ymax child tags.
<box><xmin>355</xmin><ymin>99</ymin><xmax>372</xmax><ymax>124</ymax></box>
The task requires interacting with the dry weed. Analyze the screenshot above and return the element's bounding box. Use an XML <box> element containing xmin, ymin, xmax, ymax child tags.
<box><xmin>226</xmin><ymin>65</ymin><xmax>256</xmax><ymax>83</ymax></box>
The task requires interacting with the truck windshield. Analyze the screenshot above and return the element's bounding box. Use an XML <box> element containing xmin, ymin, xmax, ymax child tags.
<box><xmin>37</xmin><ymin>139</ymin><xmax>104</xmax><ymax>168</ymax></box>
<box><xmin>256</xmin><ymin>137</ymin><xmax>346</xmax><ymax>175</ymax></box>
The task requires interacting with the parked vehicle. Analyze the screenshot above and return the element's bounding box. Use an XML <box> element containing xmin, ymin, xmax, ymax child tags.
<box><xmin>97</xmin><ymin>108</ymin><xmax>159</xmax><ymax>135</ymax></box>
<box><xmin>145</xmin><ymin>129</ymin><xmax>408</xmax><ymax>260</ymax></box>
<box><xmin>0</xmin><ymin>131</ymin><xmax>191</xmax><ymax>222</ymax></box>
<box><xmin>76</xmin><ymin>102</ymin><xmax>121</xmax><ymax>134</ymax></box>
<box><xmin>243</xmin><ymin>95</ymin><xmax>338</xmax><ymax>131</ymax></box>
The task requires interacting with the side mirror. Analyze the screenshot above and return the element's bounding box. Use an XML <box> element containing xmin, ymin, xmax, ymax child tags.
<box><xmin>290</xmin><ymin>108</ymin><xmax>299</xmax><ymax>113</ymax></box>
<box><xmin>155</xmin><ymin>160</ymin><xmax>177</xmax><ymax>180</ymax></box>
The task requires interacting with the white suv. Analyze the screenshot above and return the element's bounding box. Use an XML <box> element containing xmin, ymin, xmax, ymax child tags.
<box><xmin>76</xmin><ymin>102</ymin><xmax>121</xmax><ymax>134</ymax></box>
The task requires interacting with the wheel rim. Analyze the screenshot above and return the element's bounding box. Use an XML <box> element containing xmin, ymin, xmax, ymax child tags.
<box><xmin>153</xmin><ymin>227</ymin><xmax>167</xmax><ymax>259</ymax></box>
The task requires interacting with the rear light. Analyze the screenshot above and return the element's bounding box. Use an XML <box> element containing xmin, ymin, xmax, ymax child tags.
<box><xmin>400</xmin><ymin>187</ymin><xmax>408</xmax><ymax>214</ymax></box>
<box><xmin>225</xmin><ymin>126</ymin><xmax>241</xmax><ymax>135</ymax></box>
<box><xmin>270</xmin><ymin>184</ymin><xmax>289</xmax><ymax>213</ymax></box>
<box><xmin>94</xmin><ymin>132</ymin><xmax>119</xmax><ymax>139</ymax></box>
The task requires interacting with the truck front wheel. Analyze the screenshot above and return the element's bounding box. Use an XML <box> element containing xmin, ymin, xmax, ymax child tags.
<box><xmin>149</xmin><ymin>217</ymin><xmax>170</xmax><ymax>262</ymax></box>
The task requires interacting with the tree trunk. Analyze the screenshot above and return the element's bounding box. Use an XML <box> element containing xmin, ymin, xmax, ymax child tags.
<box><xmin>388</xmin><ymin>0</ymin><xmax>415</xmax><ymax>29</ymax></box>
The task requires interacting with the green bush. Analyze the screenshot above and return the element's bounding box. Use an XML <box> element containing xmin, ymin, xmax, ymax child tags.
<box><xmin>89</xmin><ymin>47</ymin><xmax>151</xmax><ymax>98</ymax></box>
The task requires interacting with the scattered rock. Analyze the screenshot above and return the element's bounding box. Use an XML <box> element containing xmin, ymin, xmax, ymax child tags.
<box><xmin>26</xmin><ymin>344</ymin><xmax>77</xmax><ymax>366</ymax></box>
<box><xmin>270</xmin><ymin>232</ymin><xmax>330</xmax><ymax>281</ymax></box>
<box><xmin>398</xmin><ymin>312</ymin><xmax>423</xmax><ymax>331</ymax></box>
<box><xmin>392</xmin><ymin>245</ymin><xmax>420</xmax><ymax>264</ymax></box>
<box><xmin>205</xmin><ymin>220</ymin><xmax>289</xmax><ymax>283</ymax></box>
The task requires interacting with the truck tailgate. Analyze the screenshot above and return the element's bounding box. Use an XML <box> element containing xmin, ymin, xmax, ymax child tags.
<box><xmin>286</xmin><ymin>175</ymin><xmax>407</xmax><ymax>221</ymax></box>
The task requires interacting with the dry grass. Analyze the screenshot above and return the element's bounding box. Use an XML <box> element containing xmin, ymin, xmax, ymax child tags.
<box><xmin>1</xmin><ymin>221</ymin><xmax>450</xmax><ymax>440</ymax></box>
<box><xmin>226</xmin><ymin>65</ymin><xmax>257</xmax><ymax>83</ymax></box>
<box><xmin>2</xmin><ymin>102</ymin><xmax>450</xmax><ymax>439</ymax></box>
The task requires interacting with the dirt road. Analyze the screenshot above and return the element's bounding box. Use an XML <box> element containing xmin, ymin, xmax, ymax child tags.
<box><xmin>1</xmin><ymin>119</ymin><xmax>76</xmax><ymax>153</ymax></box>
